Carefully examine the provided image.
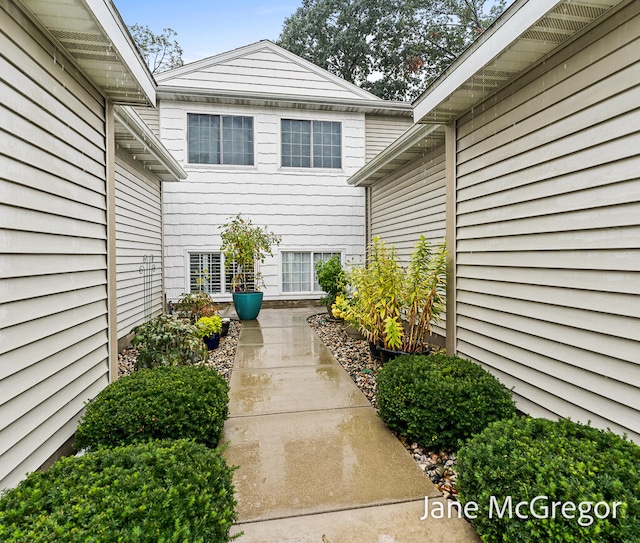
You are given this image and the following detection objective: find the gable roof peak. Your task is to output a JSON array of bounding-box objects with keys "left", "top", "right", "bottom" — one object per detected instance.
[{"left": 156, "top": 39, "right": 382, "bottom": 102}]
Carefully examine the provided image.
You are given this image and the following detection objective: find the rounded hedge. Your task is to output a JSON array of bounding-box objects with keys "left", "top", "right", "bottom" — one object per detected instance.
[
  {"left": 457, "top": 417, "right": 640, "bottom": 542},
  {"left": 75, "top": 365, "right": 229, "bottom": 451},
  {"left": 376, "top": 353, "right": 516, "bottom": 450},
  {"left": 0, "top": 440, "right": 236, "bottom": 543}
]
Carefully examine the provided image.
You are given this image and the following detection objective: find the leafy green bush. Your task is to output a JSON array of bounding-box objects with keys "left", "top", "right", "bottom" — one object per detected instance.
[
  {"left": 376, "top": 353, "right": 516, "bottom": 450},
  {"left": 75, "top": 366, "right": 229, "bottom": 450},
  {"left": 0, "top": 440, "right": 237, "bottom": 543},
  {"left": 132, "top": 314, "right": 208, "bottom": 369},
  {"left": 457, "top": 417, "right": 640, "bottom": 542},
  {"left": 315, "top": 253, "right": 345, "bottom": 309},
  {"left": 175, "top": 291, "right": 219, "bottom": 322}
]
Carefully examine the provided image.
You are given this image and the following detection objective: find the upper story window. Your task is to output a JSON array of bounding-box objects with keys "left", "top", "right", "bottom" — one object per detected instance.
[
  {"left": 281, "top": 120, "right": 341, "bottom": 169},
  {"left": 187, "top": 113, "right": 254, "bottom": 166}
]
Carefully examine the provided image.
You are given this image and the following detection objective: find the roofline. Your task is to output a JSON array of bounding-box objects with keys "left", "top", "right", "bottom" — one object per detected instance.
[
  {"left": 413, "top": 0, "right": 627, "bottom": 123},
  {"left": 156, "top": 85, "right": 413, "bottom": 116},
  {"left": 84, "top": 0, "right": 156, "bottom": 104},
  {"left": 156, "top": 39, "right": 382, "bottom": 103},
  {"left": 114, "top": 106, "right": 187, "bottom": 180},
  {"left": 347, "top": 124, "right": 442, "bottom": 186}
]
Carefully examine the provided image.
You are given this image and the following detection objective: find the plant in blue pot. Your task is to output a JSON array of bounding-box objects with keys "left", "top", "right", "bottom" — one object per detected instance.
[
  {"left": 219, "top": 213, "right": 281, "bottom": 320},
  {"left": 195, "top": 315, "right": 223, "bottom": 350}
]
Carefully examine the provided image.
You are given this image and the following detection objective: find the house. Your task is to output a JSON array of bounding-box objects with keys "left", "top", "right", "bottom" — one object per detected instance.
[
  {"left": 348, "top": 0, "right": 640, "bottom": 441},
  {"left": 0, "top": 0, "right": 184, "bottom": 490},
  {"left": 151, "top": 41, "right": 412, "bottom": 303}
]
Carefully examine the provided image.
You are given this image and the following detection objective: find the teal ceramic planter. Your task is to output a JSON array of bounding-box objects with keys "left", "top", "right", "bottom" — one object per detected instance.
[{"left": 232, "top": 291, "right": 263, "bottom": 320}]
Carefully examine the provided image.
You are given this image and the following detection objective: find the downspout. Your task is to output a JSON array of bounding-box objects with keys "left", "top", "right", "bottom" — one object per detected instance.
[
  {"left": 106, "top": 100, "right": 118, "bottom": 381},
  {"left": 445, "top": 121, "right": 457, "bottom": 356}
]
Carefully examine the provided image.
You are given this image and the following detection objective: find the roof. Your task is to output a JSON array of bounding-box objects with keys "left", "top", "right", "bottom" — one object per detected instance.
[
  {"left": 114, "top": 106, "right": 187, "bottom": 182},
  {"left": 19, "top": 0, "right": 155, "bottom": 106},
  {"left": 413, "top": 0, "right": 626, "bottom": 124},
  {"left": 349, "top": 0, "right": 628, "bottom": 186},
  {"left": 156, "top": 40, "right": 412, "bottom": 116}
]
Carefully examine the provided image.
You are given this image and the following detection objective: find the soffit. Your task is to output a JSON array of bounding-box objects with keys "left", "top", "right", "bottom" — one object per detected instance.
[
  {"left": 414, "top": 0, "right": 626, "bottom": 124},
  {"left": 20, "top": 0, "right": 155, "bottom": 105}
]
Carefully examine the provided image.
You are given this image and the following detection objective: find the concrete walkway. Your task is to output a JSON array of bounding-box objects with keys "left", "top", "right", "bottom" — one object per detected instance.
[{"left": 222, "top": 307, "right": 480, "bottom": 542}]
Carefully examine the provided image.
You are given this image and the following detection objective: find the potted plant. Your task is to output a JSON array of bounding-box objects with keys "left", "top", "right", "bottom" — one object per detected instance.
[
  {"left": 333, "top": 236, "right": 447, "bottom": 362},
  {"left": 219, "top": 213, "right": 281, "bottom": 320},
  {"left": 195, "top": 315, "right": 223, "bottom": 350}
]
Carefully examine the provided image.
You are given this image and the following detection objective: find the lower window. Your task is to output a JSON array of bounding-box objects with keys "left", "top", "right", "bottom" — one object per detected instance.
[
  {"left": 282, "top": 251, "right": 340, "bottom": 293},
  {"left": 190, "top": 253, "right": 248, "bottom": 294}
]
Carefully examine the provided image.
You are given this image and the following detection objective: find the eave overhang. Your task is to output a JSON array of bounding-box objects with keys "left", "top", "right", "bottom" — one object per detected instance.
[
  {"left": 19, "top": 0, "right": 155, "bottom": 106},
  {"left": 156, "top": 86, "right": 413, "bottom": 117},
  {"left": 414, "top": 0, "right": 628, "bottom": 124},
  {"left": 114, "top": 106, "right": 186, "bottom": 182},
  {"left": 348, "top": 124, "right": 445, "bottom": 187}
]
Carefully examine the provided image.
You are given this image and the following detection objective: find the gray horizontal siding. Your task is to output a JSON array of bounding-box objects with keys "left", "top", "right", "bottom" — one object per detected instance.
[
  {"left": 0, "top": 0, "right": 108, "bottom": 489},
  {"left": 454, "top": 2, "right": 640, "bottom": 441},
  {"left": 115, "top": 152, "right": 163, "bottom": 338},
  {"left": 365, "top": 115, "right": 412, "bottom": 162},
  {"left": 370, "top": 144, "right": 447, "bottom": 336}
]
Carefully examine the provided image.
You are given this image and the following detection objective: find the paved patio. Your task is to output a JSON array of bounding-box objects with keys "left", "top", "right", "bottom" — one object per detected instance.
[{"left": 222, "top": 307, "right": 480, "bottom": 542}]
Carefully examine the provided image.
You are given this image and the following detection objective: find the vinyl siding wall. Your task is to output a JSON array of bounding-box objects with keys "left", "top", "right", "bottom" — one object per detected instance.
[
  {"left": 115, "top": 151, "right": 163, "bottom": 339},
  {"left": 370, "top": 144, "right": 447, "bottom": 337},
  {"left": 365, "top": 115, "right": 412, "bottom": 162},
  {"left": 453, "top": 1, "right": 640, "bottom": 441},
  {"left": 161, "top": 101, "right": 366, "bottom": 302},
  {"left": 0, "top": 0, "right": 109, "bottom": 489}
]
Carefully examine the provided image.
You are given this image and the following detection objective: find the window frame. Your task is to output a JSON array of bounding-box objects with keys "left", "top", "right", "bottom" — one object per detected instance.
[
  {"left": 187, "top": 252, "right": 245, "bottom": 295},
  {"left": 280, "top": 119, "right": 342, "bottom": 170},
  {"left": 187, "top": 112, "right": 255, "bottom": 166},
  {"left": 280, "top": 250, "right": 343, "bottom": 294}
]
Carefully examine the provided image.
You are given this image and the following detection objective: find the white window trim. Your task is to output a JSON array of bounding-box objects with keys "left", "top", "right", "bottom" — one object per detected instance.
[
  {"left": 185, "top": 110, "right": 257, "bottom": 168},
  {"left": 278, "top": 248, "right": 344, "bottom": 296},
  {"left": 278, "top": 116, "right": 344, "bottom": 172}
]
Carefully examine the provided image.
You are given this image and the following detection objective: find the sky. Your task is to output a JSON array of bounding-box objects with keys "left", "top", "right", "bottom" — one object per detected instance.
[{"left": 115, "top": 0, "right": 301, "bottom": 64}]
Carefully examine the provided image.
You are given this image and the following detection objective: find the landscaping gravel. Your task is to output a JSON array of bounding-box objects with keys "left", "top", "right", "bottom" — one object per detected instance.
[
  {"left": 117, "top": 320, "right": 241, "bottom": 383},
  {"left": 118, "top": 313, "right": 457, "bottom": 496},
  {"left": 307, "top": 312, "right": 458, "bottom": 497}
]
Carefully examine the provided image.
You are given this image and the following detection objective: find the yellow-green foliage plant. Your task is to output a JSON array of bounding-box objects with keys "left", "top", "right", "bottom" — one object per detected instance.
[{"left": 333, "top": 236, "right": 446, "bottom": 353}]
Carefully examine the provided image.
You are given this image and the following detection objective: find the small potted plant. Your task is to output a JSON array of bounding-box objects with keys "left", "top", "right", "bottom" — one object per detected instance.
[
  {"left": 219, "top": 213, "right": 281, "bottom": 320},
  {"left": 195, "top": 315, "right": 223, "bottom": 350}
]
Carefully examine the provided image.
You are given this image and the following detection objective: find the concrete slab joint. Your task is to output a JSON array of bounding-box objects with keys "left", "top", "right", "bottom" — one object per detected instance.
[{"left": 222, "top": 307, "right": 480, "bottom": 542}]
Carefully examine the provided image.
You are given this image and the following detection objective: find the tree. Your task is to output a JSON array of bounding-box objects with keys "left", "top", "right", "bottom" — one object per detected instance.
[
  {"left": 129, "top": 24, "right": 184, "bottom": 75},
  {"left": 277, "top": 0, "right": 507, "bottom": 101}
]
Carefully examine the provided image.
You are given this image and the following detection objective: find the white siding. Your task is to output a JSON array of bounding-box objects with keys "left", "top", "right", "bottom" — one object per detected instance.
[
  {"left": 161, "top": 101, "right": 367, "bottom": 302},
  {"left": 160, "top": 44, "right": 371, "bottom": 102},
  {"left": 365, "top": 115, "right": 412, "bottom": 162},
  {"left": 0, "top": 1, "right": 108, "bottom": 489},
  {"left": 115, "top": 151, "right": 163, "bottom": 338},
  {"left": 454, "top": 2, "right": 640, "bottom": 441},
  {"left": 370, "top": 145, "right": 447, "bottom": 337},
  {"left": 132, "top": 106, "right": 160, "bottom": 137}
]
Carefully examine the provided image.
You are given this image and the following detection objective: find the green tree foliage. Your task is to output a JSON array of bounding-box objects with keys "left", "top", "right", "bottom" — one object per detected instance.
[
  {"left": 277, "top": 0, "right": 507, "bottom": 100},
  {"left": 129, "top": 24, "right": 184, "bottom": 74}
]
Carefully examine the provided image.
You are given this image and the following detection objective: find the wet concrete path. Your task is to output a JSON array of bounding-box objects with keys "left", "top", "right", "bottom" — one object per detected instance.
[{"left": 222, "top": 307, "right": 480, "bottom": 542}]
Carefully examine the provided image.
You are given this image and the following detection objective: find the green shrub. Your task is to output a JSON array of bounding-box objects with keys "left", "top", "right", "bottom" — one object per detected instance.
[
  {"left": 457, "top": 417, "right": 640, "bottom": 542},
  {"left": 376, "top": 353, "right": 516, "bottom": 450},
  {"left": 175, "top": 291, "right": 219, "bottom": 322},
  {"left": 75, "top": 366, "right": 229, "bottom": 450},
  {"left": 315, "top": 254, "right": 345, "bottom": 309},
  {"left": 132, "top": 314, "right": 208, "bottom": 369},
  {"left": 0, "top": 440, "right": 237, "bottom": 543}
]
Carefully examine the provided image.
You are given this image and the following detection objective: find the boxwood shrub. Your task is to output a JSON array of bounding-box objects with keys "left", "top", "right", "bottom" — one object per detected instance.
[
  {"left": 376, "top": 353, "right": 516, "bottom": 450},
  {"left": 0, "top": 440, "right": 237, "bottom": 543},
  {"left": 457, "top": 417, "right": 640, "bottom": 542},
  {"left": 75, "top": 365, "right": 229, "bottom": 451}
]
